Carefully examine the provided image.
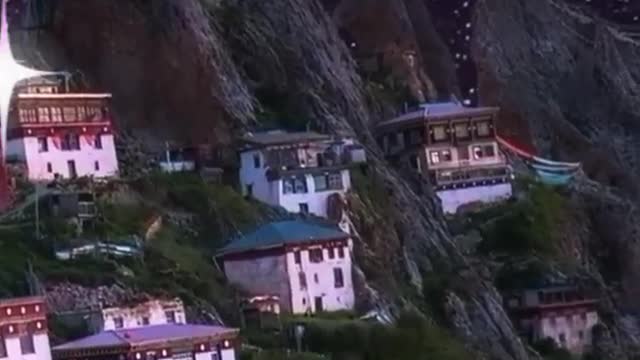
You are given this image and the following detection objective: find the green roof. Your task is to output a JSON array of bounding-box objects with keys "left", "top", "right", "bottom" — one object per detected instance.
[{"left": 218, "top": 220, "right": 348, "bottom": 256}]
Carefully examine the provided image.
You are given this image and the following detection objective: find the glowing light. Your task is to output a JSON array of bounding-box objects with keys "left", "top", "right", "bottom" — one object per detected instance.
[{"left": 0, "top": 0, "right": 66, "bottom": 159}]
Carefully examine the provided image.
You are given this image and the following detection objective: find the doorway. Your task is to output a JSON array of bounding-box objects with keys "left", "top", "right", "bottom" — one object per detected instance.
[{"left": 314, "top": 296, "right": 323, "bottom": 313}]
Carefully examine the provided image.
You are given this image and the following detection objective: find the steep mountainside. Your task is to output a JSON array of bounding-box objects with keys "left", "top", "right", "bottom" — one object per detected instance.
[{"left": 9, "top": 0, "right": 640, "bottom": 359}]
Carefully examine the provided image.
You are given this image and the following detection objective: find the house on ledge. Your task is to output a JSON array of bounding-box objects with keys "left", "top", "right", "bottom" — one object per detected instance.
[
  {"left": 0, "top": 296, "right": 51, "bottom": 360},
  {"left": 52, "top": 324, "right": 239, "bottom": 360},
  {"left": 217, "top": 220, "right": 355, "bottom": 314},
  {"left": 238, "top": 130, "right": 366, "bottom": 231},
  {"left": 376, "top": 102, "right": 513, "bottom": 214},
  {"left": 504, "top": 284, "right": 599, "bottom": 354},
  {"left": 6, "top": 77, "right": 118, "bottom": 181},
  {"left": 87, "top": 298, "right": 186, "bottom": 333}
]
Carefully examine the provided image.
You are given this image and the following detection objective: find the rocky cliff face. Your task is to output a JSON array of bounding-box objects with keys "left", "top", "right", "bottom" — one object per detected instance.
[{"left": 13, "top": 0, "right": 640, "bottom": 358}]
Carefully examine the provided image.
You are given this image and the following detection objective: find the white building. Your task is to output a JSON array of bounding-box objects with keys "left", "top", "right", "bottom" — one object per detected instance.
[
  {"left": 505, "top": 285, "right": 599, "bottom": 353},
  {"left": 376, "top": 102, "right": 513, "bottom": 214},
  {"left": 238, "top": 131, "right": 365, "bottom": 229},
  {"left": 218, "top": 220, "right": 355, "bottom": 314},
  {"left": 7, "top": 89, "right": 119, "bottom": 181},
  {"left": 0, "top": 296, "right": 51, "bottom": 360},
  {"left": 86, "top": 298, "right": 186, "bottom": 333}
]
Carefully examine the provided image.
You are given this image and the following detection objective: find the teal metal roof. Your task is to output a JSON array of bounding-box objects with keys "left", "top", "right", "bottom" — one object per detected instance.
[{"left": 218, "top": 220, "right": 348, "bottom": 256}]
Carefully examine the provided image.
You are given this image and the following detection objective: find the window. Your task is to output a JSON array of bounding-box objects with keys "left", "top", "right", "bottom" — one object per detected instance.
[
  {"left": 165, "top": 310, "right": 176, "bottom": 324},
  {"left": 558, "top": 333, "right": 566, "bottom": 345},
  {"left": 334, "top": 268, "right": 344, "bottom": 288},
  {"left": 95, "top": 161, "right": 100, "bottom": 171},
  {"left": 19, "top": 333, "right": 35, "bottom": 354},
  {"left": 283, "top": 176, "right": 307, "bottom": 194},
  {"left": 142, "top": 317, "right": 150, "bottom": 326},
  {"left": 299, "top": 272, "right": 307, "bottom": 289},
  {"left": 309, "top": 249, "right": 323, "bottom": 263},
  {"left": 299, "top": 203, "right": 309, "bottom": 214},
  {"left": 328, "top": 173, "right": 343, "bottom": 190},
  {"left": 432, "top": 125, "right": 448, "bottom": 142},
  {"left": 578, "top": 330, "right": 584, "bottom": 340},
  {"left": 77, "top": 106, "right": 87, "bottom": 120},
  {"left": 430, "top": 151, "right": 440, "bottom": 164},
  {"left": 37, "top": 137, "right": 48, "bottom": 152},
  {"left": 0, "top": 336, "right": 6, "bottom": 357},
  {"left": 314, "top": 174, "right": 328, "bottom": 191},
  {"left": 314, "top": 273, "right": 319, "bottom": 284},
  {"left": 51, "top": 107, "right": 63, "bottom": 122},
  {"left": 454, "top": 123, "right": 470, "bottom": 139},
  {"left": 47, "top": 163, "right": 52, "bottom": 173},
  {"left": 328, "top": 247, "right": 335, "bottom": 259},
  {"left": 61, "top": 133, "right": 80, "bottom": 151},
  {"left": 63, "top": 107, "right": 77, "bottom": 122},
  {"left": 338, "top": 247, "right": 345, "bottom": 258},
  {"left": 294, "top": 251, "right": 301, "bottom": 264},
  {"left": 211, "top": 353, "right": 219, "bottom": 360},
  {"left": 476, "top": 121, "right": 491, "bottom": 137},
  {"left": 38, "top": 107, "right": 50, "bottom": 122},
  {"left": 550, "top": 317, "right": 557, "bottom": 327},
  {"left": 94, "top": 134, "right": 103, "bottom": 149},
  {"left": 253, "top": 154, "right": 261, "bottom": 168},
  {"left": 114, "top": 317, "right": 124, "bottom": 329},
  {"left": 472, "top": 145, "right": 495, "bottom": 160}
]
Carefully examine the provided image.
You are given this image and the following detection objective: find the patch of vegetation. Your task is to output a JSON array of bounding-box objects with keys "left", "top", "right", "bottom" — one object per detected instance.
[
  {"left": 274, "top": 312, "right": 472, "bottom": 360},
  {"left": 240, "top": 350, "right": 324, "bottom": 360},
  {"left": 475, "top": 183, "right": 567, "bottom": 257},
  {"left": 533, "top": 338, "right": 574, "bottom": 360}
]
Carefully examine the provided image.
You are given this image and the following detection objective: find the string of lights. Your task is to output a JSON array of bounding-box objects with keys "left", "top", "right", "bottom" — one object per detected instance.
[{"left": 425, "top": 0, "right": 640, "bottom": 107}]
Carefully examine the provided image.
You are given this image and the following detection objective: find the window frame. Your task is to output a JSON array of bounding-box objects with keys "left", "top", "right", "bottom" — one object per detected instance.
[
  {"left": 114, "top": 316, "right": 124, "bottom": 329},
  {"left": 37, "top": 137, "right": 48, "bottom": 153},
  {"left": 309, "top": 248, "right": 323, "bottom": 263},
  {"left": 333, "top": 268, "right": 344, "bottom": 288},
  {"left": 19, "top": 332, "right": 35, "bottom": 354}
]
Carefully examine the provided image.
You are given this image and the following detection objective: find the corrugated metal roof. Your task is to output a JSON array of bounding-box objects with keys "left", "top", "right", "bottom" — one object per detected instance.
[
  {"left": 53, "top": 324, "right": 237, "bottom": 351},
  {"left": 218, "top": 220, "right": 348, "bottom": 256}
]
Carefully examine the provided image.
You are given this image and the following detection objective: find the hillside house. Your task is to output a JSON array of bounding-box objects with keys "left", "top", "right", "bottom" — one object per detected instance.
[
  {"left": 376, "top": 102, "right": 513, "bottom": 213},
  {"left": 505, "top": 285, "right": 599, "bottom": 353},
  {"left": 217, "top": 220, "right": 355, "bottom": 314},
  {"left": 52, "top": 324, "right": 238, "bottom": 360},
  {"left": 85, "top": 298, "right": 186, "bottom": 333},
  {"left": 238, "top": 131, "right": 365, "bottom": 231},
  {"left": 0, "top": 296, "right": 51, "bottom": 360},
  {"left": 6, "top": 77, "right": 118, "bottom": 181}
]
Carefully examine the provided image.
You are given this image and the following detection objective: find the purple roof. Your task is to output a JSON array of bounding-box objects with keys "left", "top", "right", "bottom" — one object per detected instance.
[{"left": 53, "top": 324, "right": 238, "bottom": 352}]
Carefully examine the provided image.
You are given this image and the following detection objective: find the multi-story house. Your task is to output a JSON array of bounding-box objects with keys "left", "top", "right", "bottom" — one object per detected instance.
[
  {"left": 0, "top": 296, "right": 51, "bottom": 360},
  {"left": 85, "top": 298, "right": 186, "bottom": 333},
  {"left": 238, "top": 131, "right": 365, "bottom": 231},
  {"left": 53, "top": 324, "right": 238, "bottom": 360},
  {"left": 6, "top": 77, "right": 118, "bottom": 181},
  {"left": 376, "top": 101, "right": 513, "bottom": 214},
  {"left": 217, "top": 220, "right": 355, "bottom": 314},
  {"left": 505, "top": 285, "right": 599, "bottom": 353}
]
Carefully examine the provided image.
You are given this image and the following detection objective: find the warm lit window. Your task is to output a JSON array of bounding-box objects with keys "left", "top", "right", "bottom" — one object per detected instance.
[
  {"left": 334, "top": 268, "right": 344, "bottom": 288},
  {"left": 38, "top": 107, "right": 50, "bottom": 122},
  {"left": 37, "top": 137, "right": 48, "bottom": 152},
  {"left": 309, "top": 249, "right": 323, "bottom": 263},
  {"left": 19, "top": 332, "right": 34, "bottom": 354},
  {"left": 51, "top": 107, "right": 63, "bottom": 122},
  {"left": 430, "top": 150, "right": 452, "bottom": 164}
]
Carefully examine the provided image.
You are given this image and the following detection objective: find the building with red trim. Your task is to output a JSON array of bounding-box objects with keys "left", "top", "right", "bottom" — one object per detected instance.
[
  {"left": 52, "top": 324, "right": 238, "bottom": 360},
  {"left": 376, "top": 102, "right": 513, "bottom": 214},
  {"left": 0, "top": 296, "right": 51, "bottom": 360},
  {"left": 505, "top": 285, "right": 599, "bottom": 353},
  {"left": 6, "top": 77, "right": 118, "bottom": 181},
  {"left": 217, "top": 220, "right": 355, "bottom": 314}
]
